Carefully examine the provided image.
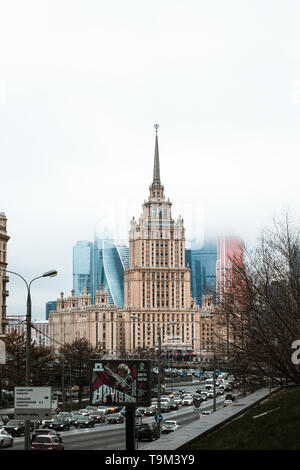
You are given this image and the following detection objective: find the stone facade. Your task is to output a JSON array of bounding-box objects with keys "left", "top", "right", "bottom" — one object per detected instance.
[{"left": 0, "top": 212, "right": 9, "bottom": 343}]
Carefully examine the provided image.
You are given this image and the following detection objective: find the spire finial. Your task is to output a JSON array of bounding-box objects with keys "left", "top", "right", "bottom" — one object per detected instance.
[{"left": 153, "top": 124, "right": 160, "bottom": 182}]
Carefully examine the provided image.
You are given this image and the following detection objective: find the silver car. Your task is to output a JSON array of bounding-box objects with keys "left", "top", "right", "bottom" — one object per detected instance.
[{"left": 0, "top": 429, "right": 13, "bottom": 448}]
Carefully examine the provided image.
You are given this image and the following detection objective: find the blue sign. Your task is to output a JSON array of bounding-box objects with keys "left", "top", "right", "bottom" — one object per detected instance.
[
  {"left": 193, "top": 400, "right": 201, "bottom": 409},
  {"left": 155, "top": 414, "right": 163, "bottom": 422}
]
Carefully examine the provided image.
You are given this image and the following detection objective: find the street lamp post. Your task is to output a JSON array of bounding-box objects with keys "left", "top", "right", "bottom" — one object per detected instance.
[{"left": 3, "top": 269, "right": 57, "bottom": 450}]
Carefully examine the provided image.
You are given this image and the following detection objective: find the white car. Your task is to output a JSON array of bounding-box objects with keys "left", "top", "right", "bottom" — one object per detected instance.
[
  {"left": 223, "top": 399, "right": 233, "bottom": 407},
  {"left": 206, "top": 391, "right": 215, "bottom": 398},
  {"left": 0, "top": 429, "right": 13, "bottom": 448},
  {"left": 161, "top": 421, "right": 181, "bottom": 433},
  {"left": 182, "top": 396, "right": 193, "bottom": 405},
  {"left": 97, "top": 407, "right": 108, "bottom": 415}
]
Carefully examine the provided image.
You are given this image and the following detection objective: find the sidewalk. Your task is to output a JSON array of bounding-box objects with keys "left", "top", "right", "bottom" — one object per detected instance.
[{"left": 138, "top": 387, "right": 280, "bottom": 450}]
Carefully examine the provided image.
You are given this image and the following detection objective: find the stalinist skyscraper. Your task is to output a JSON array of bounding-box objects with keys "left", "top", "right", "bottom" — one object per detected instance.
[{"left": 123, "top": 125, "right": 200, "bottom": 355}]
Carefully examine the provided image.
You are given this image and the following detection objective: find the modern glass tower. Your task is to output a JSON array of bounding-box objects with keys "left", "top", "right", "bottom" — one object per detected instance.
[
  {"left": 73, "top": 241, "right": 93, "bottom": 298},
  {"left": 186, "top": 239, "right": 217, "bottom": 307},
  {"left": 73, "top": 238, "right": 129, "bottom": 307}
]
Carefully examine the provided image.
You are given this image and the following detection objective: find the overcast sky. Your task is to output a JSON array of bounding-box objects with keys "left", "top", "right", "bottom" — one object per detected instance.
[{"left": 1, "top": 0, "right": 300, "bottom": 320}]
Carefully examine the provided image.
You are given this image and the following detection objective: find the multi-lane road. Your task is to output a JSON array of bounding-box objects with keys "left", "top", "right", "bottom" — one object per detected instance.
[{"left": 6, "top": 381, "right": 236, "bottom": 450}]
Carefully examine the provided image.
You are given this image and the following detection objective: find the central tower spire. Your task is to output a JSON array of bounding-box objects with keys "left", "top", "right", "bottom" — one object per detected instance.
[
  {"left": 150, "top": 123, "right": 164, "bottom": 199},
  {"left": 153, "top": 123, "right": 160, "bottom": 183}
]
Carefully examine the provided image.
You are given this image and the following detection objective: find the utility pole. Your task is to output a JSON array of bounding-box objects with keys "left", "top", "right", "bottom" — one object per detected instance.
[{"left": 213, "top": 351, "right": 216, "bottom": 412}]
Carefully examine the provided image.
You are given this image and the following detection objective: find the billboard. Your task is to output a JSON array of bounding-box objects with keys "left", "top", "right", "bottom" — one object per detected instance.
[{"left": 90, "top": 359, "right": 152, "bottom": 406}]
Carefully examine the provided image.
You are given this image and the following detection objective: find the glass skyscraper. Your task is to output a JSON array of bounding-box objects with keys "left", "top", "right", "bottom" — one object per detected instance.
[
  {"left": 186, "top": 239, "right": 217, "bottom": 307},
  {"left": 73, "top": 238, "right": 129, "bottom": 307}
]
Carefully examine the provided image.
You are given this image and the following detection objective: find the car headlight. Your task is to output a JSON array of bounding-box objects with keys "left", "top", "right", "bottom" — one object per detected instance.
[{"left": 14, "top": 428, "right": 18, "bottom": 430}]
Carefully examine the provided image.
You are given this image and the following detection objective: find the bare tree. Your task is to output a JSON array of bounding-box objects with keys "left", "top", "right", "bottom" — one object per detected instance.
[{"left": 215, "top": 213, "right": 300, "bottom": 384}]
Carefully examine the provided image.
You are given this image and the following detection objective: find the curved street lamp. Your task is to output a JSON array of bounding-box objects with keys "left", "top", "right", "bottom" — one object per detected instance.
[{"left": 3, "top": 268, "right": 57, "bottom": 450}]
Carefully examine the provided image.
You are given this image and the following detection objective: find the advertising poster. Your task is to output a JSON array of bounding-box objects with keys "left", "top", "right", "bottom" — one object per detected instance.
[{"left": 90, "top": 359, "right": 152, "bottom": 406}]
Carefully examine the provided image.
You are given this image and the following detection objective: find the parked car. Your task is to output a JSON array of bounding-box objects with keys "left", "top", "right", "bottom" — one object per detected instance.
[
  {"left": 136, "top": 423, "right": 159, "bottom": 441},
  {"left": 161, "top": 421, "right": 181, "bottom": 433},
  {"left": 74, "top": 416, "right": 95, "bottom": 429},
  {"left": 31, "top": 435, "right": 64, "bottom": 450},
  {"left": 0, "top": 428, "right": 13, "bottom": 448},
  {"left": 31, "top": 428, "right": 62, "bottom": 443},
  {"left": 107, "top": 413, "right": 125, "bottom": 424},
  {"left": 4, "top": 420, "right": 26, "bottom": 437},
  {"left": 49, "top": 418, "right": 71, "bottom": 431}
]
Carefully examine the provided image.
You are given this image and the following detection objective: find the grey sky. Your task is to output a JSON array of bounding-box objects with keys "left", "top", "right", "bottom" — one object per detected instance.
[{"left": 1, "top": 0, "right": 300, "bottom": 320}]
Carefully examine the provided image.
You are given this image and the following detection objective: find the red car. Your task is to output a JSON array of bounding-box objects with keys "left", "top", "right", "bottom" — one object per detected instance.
[{"left": 31, "top": 435, "right": 64, "bottom": 450}]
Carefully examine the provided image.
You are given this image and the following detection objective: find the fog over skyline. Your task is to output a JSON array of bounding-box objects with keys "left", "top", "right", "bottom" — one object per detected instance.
[{"left": 1, "top": 1, "right": 300, "bottom": 320}]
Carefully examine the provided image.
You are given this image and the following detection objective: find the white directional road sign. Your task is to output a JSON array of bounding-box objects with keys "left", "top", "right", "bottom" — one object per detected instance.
[{"left": 14, "top": 387, "right": 52, "bottom": 420}]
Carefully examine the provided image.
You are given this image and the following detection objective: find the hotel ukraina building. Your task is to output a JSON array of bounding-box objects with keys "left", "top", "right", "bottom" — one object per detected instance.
[{"left": 49, "top": 128, "right": 216, "bottom": 361}]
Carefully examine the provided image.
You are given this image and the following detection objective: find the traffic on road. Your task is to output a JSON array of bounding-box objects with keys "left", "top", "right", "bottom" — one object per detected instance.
[{"left": 0, "top": 370, "right": 243, "bottom": 450}]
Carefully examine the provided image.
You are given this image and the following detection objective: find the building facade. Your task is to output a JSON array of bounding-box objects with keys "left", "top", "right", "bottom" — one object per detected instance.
[
  {"left": 49, "top": 128, "right": 220, "bottom": 359},
  {"left": 122, "top": 127, "right": 202, "bottom": 355},
  {"left": 185, "top": 239, "right": 217, "bottom": 307},
  {"left": 73, "top": 238, "right": 129, "bottom": 307},
  {"left": 0, "top": 212, "right": 9, "bottom": 344},
  {"left": 6, "top": 316, "right": 50, "bottom": 347}
]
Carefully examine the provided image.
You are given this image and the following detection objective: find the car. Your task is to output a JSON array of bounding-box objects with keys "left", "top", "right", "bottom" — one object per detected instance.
[
  {"left": 173, "top": 397, "right": 182, "bottom": 405},
  {"left": 160, "top": 402, "right": 171, "bottom": 412},
  {"left": 57, "top": 412, "right": 72, "bottom": 422},
  {"left": 200, "top": 394, "right": 208, "bottom": 401},
  {"left": 151, "top": 402, "right": 158, "bottom": 409},
  {"left": 78, "top": 409, "right": 90, "bottom": 416},
  {"left": 97, "top": 406, "right": 108, "bottom": 415},
  {"left": 206, "top": 391, "right": 216, "bottom": 398},
  {"left": 49, "top": 418, "right": 71, "bottom": 431},
  {"left": 41, "top": 418, "right": 55, "bottom": 428},
  {"left": 74, "top": 415, "right": 95, "bottom": 428},
  {"left": 224, "top": 385, "right": 233, "bottom": 391},
  {"left": 143, "top": 407, "right": 156, "bottom": 416},
  {"left": 31, "top": 435, "right": 64, "bottom": 450},
  {"left": 85, "top": 406, "right": 99, "bottom": 412},
  {"left": 181, "top": 396, "right": 193, "bottom": 406},
  {"left": 225, "top": 394, "right": 236, "bottom": 402},
  {"left": 136, "top": 423, "right": 159, "bottom": 441},
  {"left": 201, "top": 410, "right": 212, "bottom": 415},
  {"left": 4, "top": 420, "right": 26, "bottom": 437},
  {"left": 0, "top": 415, "right": 10, "bottom": 425},
  {"left": 31, "top": 428, "right": 62, "bottom": 443},
  {"left": 89, "top": 411, "right": 106, "bottom": 423},
  {"left": 69, "top": 414, "right": 83, "bottom": 426},
  {"left": 0, "top": 429, "right": 13, "bottom": 448},
  {"left": 223, "top": 399, "right": 233, "bottom": 407},
  {"left": 168, "top": 400, "right": 179, "bottom": 410},
  {"left": 107, "top": 406, "right": 120, "bottom": 413},
  {"left": 216, "top": 388, "right": 225, "bottom": 395},
  {"left": 71, "top": 385, "right": 79, "bottom": 392},
  {"left": 161, "top": 421, "right": 181, "bottom": 433},
  {"left": 136, "top": 408, "right": 146, "bottom": 416},
  {"left": 107, "top": 413, "right": 125, "bottom": 424}
]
